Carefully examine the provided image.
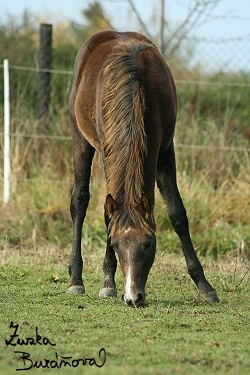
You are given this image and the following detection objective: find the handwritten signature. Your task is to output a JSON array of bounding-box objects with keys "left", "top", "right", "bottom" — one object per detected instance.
[
  {"left": 5, "top": 322, "right": 106, "bottom": 371},
  {"left": 5, "top": 322, "right": 56, "bottom": 347}
]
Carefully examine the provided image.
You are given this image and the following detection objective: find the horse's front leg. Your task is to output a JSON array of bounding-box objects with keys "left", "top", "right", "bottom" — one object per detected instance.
[
  {"left": 99, "top": 203, "right": 117, "bottom": 298},
  {"left": 99, "top": 236, "right": 117, "bottom": 298},
  {"left": 67, "top": 135, "right": 95, "bottom": 294},
  {"left": 157, "top": 144, "right": 220, "bottom": 303}
]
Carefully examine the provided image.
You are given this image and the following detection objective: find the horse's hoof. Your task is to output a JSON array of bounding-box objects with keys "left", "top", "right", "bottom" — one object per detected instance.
[
  {"left": 200, "top": 290, "right": 220, "bottom": 303},
  {"left": 67, "top": 285, "right": 85, "bottom": 294},
  {"left": 99, "top": 288, "right": 117, "bottom": 298}
]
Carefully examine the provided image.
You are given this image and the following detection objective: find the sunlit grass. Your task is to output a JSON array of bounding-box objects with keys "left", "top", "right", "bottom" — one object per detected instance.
[{"left": 0, "top": 247, "right": 249, "bottom": 375}]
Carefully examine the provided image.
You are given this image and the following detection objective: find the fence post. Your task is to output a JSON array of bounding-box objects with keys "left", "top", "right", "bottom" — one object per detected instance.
[
  {"left": 37, "top": 23, "right": 52, "bottom": 131},
  {"left": 4, "top": 59, "right": 10, "bottom": 204}
]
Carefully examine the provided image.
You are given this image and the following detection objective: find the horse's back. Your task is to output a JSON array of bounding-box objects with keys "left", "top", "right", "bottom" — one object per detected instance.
[
  {"left": 71, "top": 30, "right": 156, "bottom": 97},
  {"left": 74, "top": 30, "right": 156, "bottom": 71},
  {"left": 71, "top": 30, "right": 177, "bottom": 152}
]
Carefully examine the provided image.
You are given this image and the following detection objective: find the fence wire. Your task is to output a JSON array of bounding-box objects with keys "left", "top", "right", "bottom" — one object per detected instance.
[
  {"left": 1, "top": 34, "right": 250, "bottom": 190},
  {"left": 183, "top": 34, "right": 250, "bottom": 74}
]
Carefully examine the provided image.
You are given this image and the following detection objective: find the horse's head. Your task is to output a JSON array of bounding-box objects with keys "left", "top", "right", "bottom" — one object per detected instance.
[{"left": 105, "top": 194, "right": 156, "bottom": 307}]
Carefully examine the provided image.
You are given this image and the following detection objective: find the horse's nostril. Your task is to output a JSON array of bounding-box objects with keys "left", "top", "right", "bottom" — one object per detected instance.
[
  {"left": 138, "top": 292, "right": 143, "bottom": 300},
  {"left": 136, "top": 293, "right": 144, "bottom": 306}
]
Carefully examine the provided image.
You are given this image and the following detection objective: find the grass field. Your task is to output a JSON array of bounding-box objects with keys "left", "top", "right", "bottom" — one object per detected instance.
[{"left": 0, "top": 244, "right": 249, "bottom": 375}]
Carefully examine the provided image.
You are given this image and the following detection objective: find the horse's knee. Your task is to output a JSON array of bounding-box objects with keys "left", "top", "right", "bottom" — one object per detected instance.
[
  {"left": 169, "top": 212, "right": 189, "bottom": 236},
  {"left": 70, "top": 187, "right": 90, "bottom": 220}
]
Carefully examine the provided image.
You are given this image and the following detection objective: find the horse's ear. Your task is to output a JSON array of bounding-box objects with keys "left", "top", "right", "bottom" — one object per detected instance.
[
  {"left": 141, "top": 194, "right": 152, "bottom": 219},
  {"left": 105, "top": 194, "right": 117, "bottom": 219}
]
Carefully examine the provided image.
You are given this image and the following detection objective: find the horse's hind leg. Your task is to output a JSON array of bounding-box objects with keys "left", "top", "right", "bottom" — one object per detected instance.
[
  {"left": 68, "top": 130, "right": 95, "bottom": 294},
  {"left": 156, "top": 144, "right": 219, "bottom": 303}
]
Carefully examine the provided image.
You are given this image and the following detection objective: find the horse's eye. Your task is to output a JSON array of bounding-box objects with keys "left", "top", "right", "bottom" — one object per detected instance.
[{"left": 144, "top": 240, "right": 153, "bottom": 251}]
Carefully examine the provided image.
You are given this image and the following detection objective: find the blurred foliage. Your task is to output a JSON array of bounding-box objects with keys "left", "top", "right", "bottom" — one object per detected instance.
[
  {"left": 0, "top": 2, "right": 112, "bottom": 111},
  {"left": 0, "top": 3, "right": 250, "bottom": 257}
]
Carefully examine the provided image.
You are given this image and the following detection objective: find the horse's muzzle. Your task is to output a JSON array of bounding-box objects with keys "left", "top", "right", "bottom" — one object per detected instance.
[{"left": 122, "top": 292, "right": 145, "bottom": 308}]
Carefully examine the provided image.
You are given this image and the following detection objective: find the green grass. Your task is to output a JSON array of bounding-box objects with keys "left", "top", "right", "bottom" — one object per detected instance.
[{"left": 0, "top": 246, "right": 249, "bottom": 375}]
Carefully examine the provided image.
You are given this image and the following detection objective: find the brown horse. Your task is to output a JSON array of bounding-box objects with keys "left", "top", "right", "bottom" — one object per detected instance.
[{"left": 68, "top": 30, "right": 219, "bottom": 307}]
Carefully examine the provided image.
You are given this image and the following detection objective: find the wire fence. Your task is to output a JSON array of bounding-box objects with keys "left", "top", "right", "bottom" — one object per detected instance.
[
  {"left": 181, "top": 34, "right": 250, "bottom": 75},
  {"left": 1, "top": 47, "right": 250, "bottom": 194},
  {"left": 2, "top": 64, "right": 250, "bottom": 86},
  {"left": 1, "top": 131, "right": 250, "bottom": 153}
]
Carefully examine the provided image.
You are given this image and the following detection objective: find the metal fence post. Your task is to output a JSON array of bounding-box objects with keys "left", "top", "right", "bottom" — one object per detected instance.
[{"left": 4, "top": 59, "right": 10, "bottom": 204}]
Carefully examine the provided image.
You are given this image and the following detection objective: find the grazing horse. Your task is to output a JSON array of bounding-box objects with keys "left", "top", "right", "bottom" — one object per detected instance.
[{"left": 68, "top": 30, "right": 219, "bottom": 307}]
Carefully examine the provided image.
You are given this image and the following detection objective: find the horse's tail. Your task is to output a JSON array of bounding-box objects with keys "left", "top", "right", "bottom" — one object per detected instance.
[{"left": 102, "top": 41, "right": 148, "bottom": 219}]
